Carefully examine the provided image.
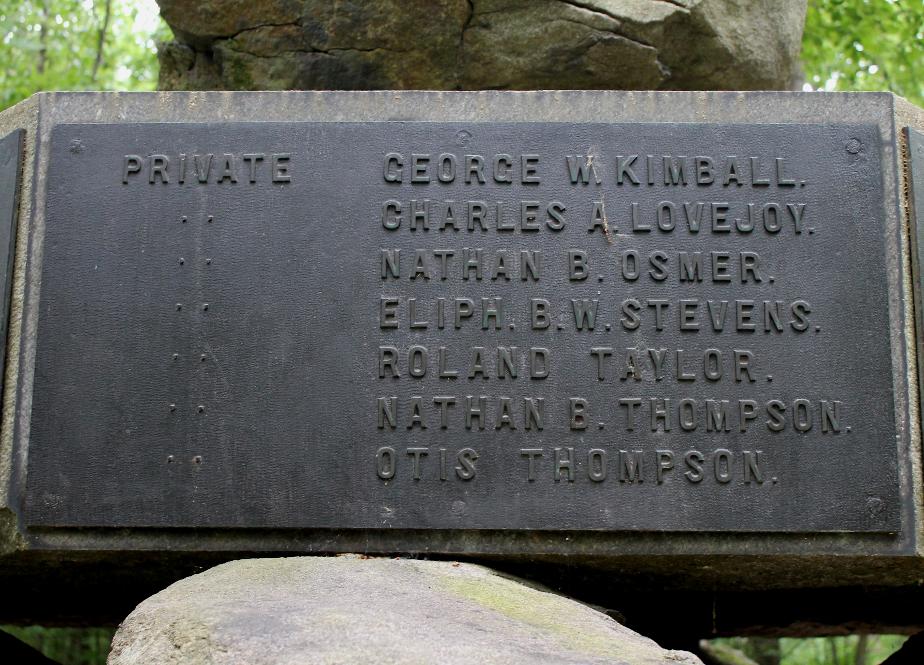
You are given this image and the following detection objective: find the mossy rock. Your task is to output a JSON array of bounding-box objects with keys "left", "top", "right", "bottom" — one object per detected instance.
[{"left": 108, "top": 555, "right": 703, "bottom": 664}]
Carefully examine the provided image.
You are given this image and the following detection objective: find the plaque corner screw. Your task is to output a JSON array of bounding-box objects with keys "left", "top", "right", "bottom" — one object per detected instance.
[{"left": 866, "top": 496, "right": 885, "bottom": 518}]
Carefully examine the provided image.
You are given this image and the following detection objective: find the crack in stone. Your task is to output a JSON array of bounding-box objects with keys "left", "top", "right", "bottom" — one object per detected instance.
[
  {"left": 556, "top": 0, "right": 692, "bottom": 36},
  {"left": 457, "top": 0, "right": 476, "bottom": 89},
  {"left": 551, "top": 16, "right": 653, "bottom": 50},
  {"left": 553, "top": 0, "right": 680, "bottom": 82},
  {"left": 558, "top": 0, "right": 657, "bottom": 50},
  {"left": 656, "top": 0, "right": 692, "bottom": 9},
  {"left": 218, "top": 47, "right": 313, "bottom": 59},
  {"left": 221, "top": 20, "right": 405, "bottom": 58},
  {"left": 219, "top": 18, "right": 409, "bottom": 60},
  {"left": 326, "top": 46, "right": 406, "bottom": 54},
  {"left": 222, "top": 43, "right": 406, "bottom": 59},
  {"left": 463, "top": 0, "right": 476, "bottom": 33},
  {"left": 224, "top": 21, "right": 302, "bottom": 41},
  {"left": 553, "top": 0, "right": 656, "bottom": 49},
  {"left": 556, "top": 0, "right": 625, "bottom": 25}
]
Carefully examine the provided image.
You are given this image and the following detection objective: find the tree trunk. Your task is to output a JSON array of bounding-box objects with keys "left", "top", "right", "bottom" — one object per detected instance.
[
  {"left": 91, "top": 0, "right": 113, "bottom": 83},
  {"left": 745, "top": 637, "right": 782, "bottom": 665},
  {"left": 855, "top": 635, "right": 869, "bottom": 665},
  {"left": 37, "top": 0, "right": 49, "bottom": 76}
]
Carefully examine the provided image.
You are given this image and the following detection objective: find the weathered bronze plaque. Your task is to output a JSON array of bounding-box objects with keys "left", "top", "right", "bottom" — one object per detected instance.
[{"left": 22, "top": 120, "right": 898, "bottom": 532}]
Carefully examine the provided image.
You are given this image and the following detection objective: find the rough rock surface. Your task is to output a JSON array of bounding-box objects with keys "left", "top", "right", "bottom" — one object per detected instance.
[
  {"left": 107, "top": 556, "right": 703, "bottom": 664},
  {"left": 155, "top": 0, "right": 807, "bottom": 92}
]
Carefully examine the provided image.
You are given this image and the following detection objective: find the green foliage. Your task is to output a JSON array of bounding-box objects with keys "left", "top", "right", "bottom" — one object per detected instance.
[
  {"left": 713, "top": 635, "right": 908, "bottom": 665},
  {"left": 2, "top": 625, "right": 114, "bottom": 665},
  {"left": 802, "top": 0, "right": 924, "bottom": 105},
  {"left": 0, "top": 0, "right": 170, "bottom": 109},
  {"left": 779, "top": 636, "right": 907, "bottom": 665}
]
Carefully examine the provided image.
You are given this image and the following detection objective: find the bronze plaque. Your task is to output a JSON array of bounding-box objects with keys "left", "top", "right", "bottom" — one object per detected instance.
[{"left": 22, "top": 121, "right": 898, "bottom": 532}]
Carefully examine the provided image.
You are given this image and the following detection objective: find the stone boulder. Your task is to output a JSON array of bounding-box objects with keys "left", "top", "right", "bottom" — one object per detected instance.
[
  {"left": 155, "top": 0, "right": 807, "bottom": 92},
  {"left": 107, "top": 556, "right": 703, "bottom": 664}
]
